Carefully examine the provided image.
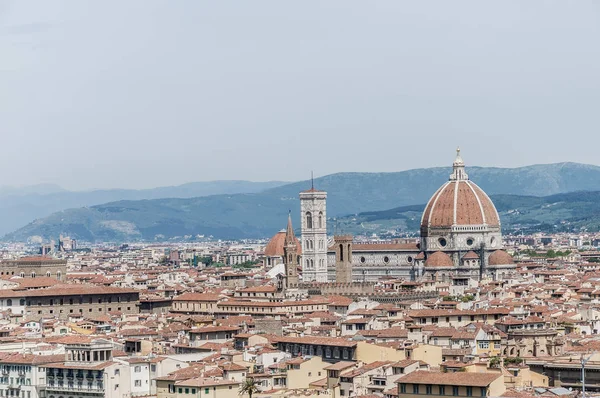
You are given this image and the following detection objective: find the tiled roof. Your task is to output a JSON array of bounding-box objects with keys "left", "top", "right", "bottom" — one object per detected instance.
[{"left": 398, "top": 370, "right": 501, "bottom": 387}]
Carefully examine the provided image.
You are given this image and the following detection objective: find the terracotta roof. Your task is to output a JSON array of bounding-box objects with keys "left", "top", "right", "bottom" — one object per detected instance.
[
  {"left": 271, "top": 335, "right": 357, "bottom": 348},
  {"left": 0, "top": 284, "right": 137, "bottom": 298},
  {"left": 173, "top": 293, "right": 222, "bottom": 302},
  {"left": 175, "top": 377, "right": 239, "bottom": 387},
  {"left": 264, "top": 231, "right": 301, "bottom": 257},
  {"left": 489, "top": 250, "right": 515, "bottom": 266},
  {"left": 398, "top": 370, "right": 501, "bottom": 387},
  {"left": 462, "top": 251, "right": 480, "bottom": 260},
  {"left": 238, "top": 285, "right": 277, "bottom": 293},
  {"left": 425, "top": 252, "right": 453, "bottom": 268},
  {"left": 421, "top": 176, "right": 500, "bottom": 229}
]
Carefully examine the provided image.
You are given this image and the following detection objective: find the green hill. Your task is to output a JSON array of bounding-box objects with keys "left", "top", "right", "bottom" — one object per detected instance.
[
  {"left": 334, "top": 191, "right": 600, "bottom": 237},
  {"left": 7, "top": 162, "right": 600, "bottom": 242}
]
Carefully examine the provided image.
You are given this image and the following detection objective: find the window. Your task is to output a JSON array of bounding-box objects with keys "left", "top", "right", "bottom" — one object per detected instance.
[
  {"left": 400, "top": 384, "right": 406, "bottom": 394},
  {"left": 478, "top": 341, "right": 490, "bottom": 349},
  {"left": 453, "top": 386, "right": 459, "bottom": 396},
  {"left": 192, "top": 388, "right": 196, "bottom": 394},
  {"left": 467, "top": 387, "right": 473, "bottom": 397},
  {"left": 480, "top": 388, "right": 486, "bottom": 397},
  {"left": 306, "top": 212, "right": 313, "bottom": 229},
  {"left": 178, "top": 388, "right": 183, "bottom": 394},
  {"left": 185, "top": 388, "right": 189, "bottom": 394},
  {"left": 426, "top": 385, "right": 432, "bottom": 395},
  {"left": 413, "top": 385, "right": 419, "bottom": 394},
  {"left": 134, "top": 380, "right": 141, "bottom": 387},
  {"left": 205, "top": 388, "right": 210, "bottom": 394},
  {"left": 439, "top": 386, "right": 446, "bottom": 395},
  {"left": 134, "top": 366, "right": 141, "bottom": 373}
]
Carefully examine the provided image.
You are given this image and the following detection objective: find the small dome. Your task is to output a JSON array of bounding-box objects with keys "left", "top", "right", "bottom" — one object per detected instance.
[
  {"left": 488, "top": 250, "right": 514, "bottom": 266},
  {"left": 425, "top": 251, "right": 453, "bottom": 268},
  {"left": 462, "top": 251, "right": 480, "bottom": 260},
  {"left": 264, "top": 231, "right": 301, "bottom": 257}
]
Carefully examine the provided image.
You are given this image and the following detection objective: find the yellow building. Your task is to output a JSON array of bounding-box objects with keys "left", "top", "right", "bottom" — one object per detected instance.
[
  {"left": 397, "top": 370, "right": 505, "bottom": 398},
  {"left": 286, "top": 356, "right": 329, "bottom": 389},
  {"left": 174, "top": 378, "right": 240, "bottom": 398},
  {"left": 356, "top": 342, "right": 443, "bottom": 367}
]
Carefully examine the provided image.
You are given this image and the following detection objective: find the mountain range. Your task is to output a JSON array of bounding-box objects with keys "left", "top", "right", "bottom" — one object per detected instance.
[
  {"left": 6, "top": 162, "right": 600, "bottom": 242},
  {"left": 0, "top": 180, "right": 287, "bottom": 237}
]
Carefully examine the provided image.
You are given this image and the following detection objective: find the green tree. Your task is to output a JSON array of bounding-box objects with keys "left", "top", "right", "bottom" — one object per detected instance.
[{"left": 239, "top": 378, "right": 259, "bottom": 398}]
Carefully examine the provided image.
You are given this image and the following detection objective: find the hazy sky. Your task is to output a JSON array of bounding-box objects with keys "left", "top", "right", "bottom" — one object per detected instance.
[{"left": 1, "top": 1, "right": 599, "bottom": 190}]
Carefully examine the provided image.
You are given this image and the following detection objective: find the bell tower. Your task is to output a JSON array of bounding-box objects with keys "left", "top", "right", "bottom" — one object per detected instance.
[
  {"left": 334, "top": 235, "right": 353, "bottom": 283},
  {"left": 283, "top": 212, "right": 299, "bottom": 288},
  {"left": 300, "top": 183, "right": 328, "bottom": 282}
]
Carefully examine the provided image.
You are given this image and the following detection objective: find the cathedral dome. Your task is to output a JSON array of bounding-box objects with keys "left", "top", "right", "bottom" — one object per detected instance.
[
  {"left": 420, "top": 149, "right": 502, "bottom": 253},
  {"left": 488, "top": 250, "right": 514, "bottom": 266},
  {"left": 264, "top": 230, "right": 301, "bottom": 257},
  {"left": 421, "top": 180, "right": 500, "bottom": 230},
  {"left": 424, "top": 251, "right": 453, "bottom": 268}
]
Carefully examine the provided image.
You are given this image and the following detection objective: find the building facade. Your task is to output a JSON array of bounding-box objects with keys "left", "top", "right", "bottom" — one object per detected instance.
[
  {"left": 300, "top": 188, "right": 328, "bottom": 282},
  {"left": 0, "top": 256, "right": 67, "bottom": 280}
]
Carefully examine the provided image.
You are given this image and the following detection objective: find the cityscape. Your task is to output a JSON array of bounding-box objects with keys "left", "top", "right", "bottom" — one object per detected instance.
[{"left": 2, "top": 2, "right": 600, "bottom": 398}]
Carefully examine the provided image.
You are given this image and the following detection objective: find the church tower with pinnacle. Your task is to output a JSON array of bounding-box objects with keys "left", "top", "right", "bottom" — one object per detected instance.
[
  {"left": 300, "top": 180, "right": 328, "bottom": 282},
  {"left": 283, "top": 212, "right": 299, "bottom": 288}
]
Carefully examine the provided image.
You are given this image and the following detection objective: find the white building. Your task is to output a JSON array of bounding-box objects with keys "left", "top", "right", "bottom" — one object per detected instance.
[{"left": 300, "top": 188, "right": 328, "bottom": 282}]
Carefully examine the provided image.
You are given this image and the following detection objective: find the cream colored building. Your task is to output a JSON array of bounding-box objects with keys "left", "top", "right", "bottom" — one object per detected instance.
[
  {"left": 174, "top": 378, "right": 239, "bottom": 398},
  {"left": 397, "top": 370, "right": 505, "bottom": 398}
]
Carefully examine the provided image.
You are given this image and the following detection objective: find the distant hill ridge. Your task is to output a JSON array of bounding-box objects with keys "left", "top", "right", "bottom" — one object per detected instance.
[
  {"left": 6, "top": 162, "right": 600, "bottom": 242},
  {"left": 0, "top": 180, "right": 287, "bottom": 236}
]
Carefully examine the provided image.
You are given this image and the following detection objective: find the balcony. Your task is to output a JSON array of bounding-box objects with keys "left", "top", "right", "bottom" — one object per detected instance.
[{"left": 42, "top": 384, "right": 105, "bottom": 394}]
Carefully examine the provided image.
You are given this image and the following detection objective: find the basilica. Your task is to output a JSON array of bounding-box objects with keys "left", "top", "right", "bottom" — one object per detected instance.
[{"left": 264, "top": 149, "right": 516, "bottom": 284}]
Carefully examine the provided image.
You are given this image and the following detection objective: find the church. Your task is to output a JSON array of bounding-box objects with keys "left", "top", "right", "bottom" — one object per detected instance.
[{"left": 264, "top": 149, "right": 516, "bottom": 284}]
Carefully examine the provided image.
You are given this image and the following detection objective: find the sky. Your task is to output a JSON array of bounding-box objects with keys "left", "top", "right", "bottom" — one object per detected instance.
[{"left": 1, "top": 1, "right": 599, "bottom": 190}]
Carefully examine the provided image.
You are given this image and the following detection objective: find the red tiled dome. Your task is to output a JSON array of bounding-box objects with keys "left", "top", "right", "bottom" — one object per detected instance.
[
  {"left": 488, "top": 250, "right": 514, "bottom": 266},
  {"left": 462, "top": 251, "right": 480, "bottom": 260},
  {"left": 424, "top": 251, "right": 453, "bottom": 268},
  {"left": 421, "top": 180, "right": 500, "bottom": 229},
  {"left": 264, "top": 231, "right": 301, "bottom": 257}
]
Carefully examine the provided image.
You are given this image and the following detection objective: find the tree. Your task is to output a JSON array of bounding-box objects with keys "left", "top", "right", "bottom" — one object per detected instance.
[{"left": 239, "top": 378, "right": 259, "bottom": 398}]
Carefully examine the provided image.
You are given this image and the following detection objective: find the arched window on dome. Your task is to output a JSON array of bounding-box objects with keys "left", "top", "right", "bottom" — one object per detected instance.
[{"left": 306, "top": 212, "right": 313, "bottom": 229}]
